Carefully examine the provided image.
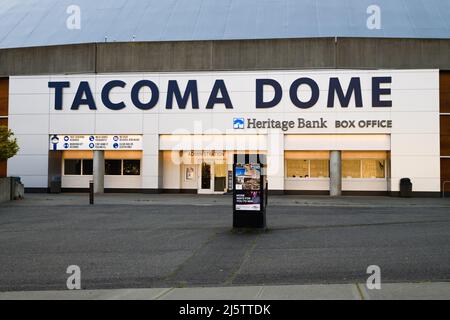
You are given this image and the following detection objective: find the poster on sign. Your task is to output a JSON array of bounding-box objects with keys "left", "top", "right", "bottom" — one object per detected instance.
[
  {"left": 234, "top": 163, "right": 261, "bottom": 211},
  {"left": 49, "top": 135, "right": 143, "bottom": 151}
]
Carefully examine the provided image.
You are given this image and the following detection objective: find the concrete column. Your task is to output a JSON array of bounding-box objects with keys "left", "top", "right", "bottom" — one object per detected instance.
[
  {"left": 141, "top": 133, "right": 161, "bottom": 192},
  {"left": 266, "top": 130, "right": 284, "bottom": 193},
  {"left": 93, "top": 150, "right": 105, "bottom": 194},
  {"left": 330, "top": 150, "right": 342, "bottom": 196}
]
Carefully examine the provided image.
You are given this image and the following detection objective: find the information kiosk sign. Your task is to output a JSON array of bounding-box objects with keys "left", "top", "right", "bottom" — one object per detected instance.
[{"left": 233, "top": 154, "right": 267, "bottom": 229}]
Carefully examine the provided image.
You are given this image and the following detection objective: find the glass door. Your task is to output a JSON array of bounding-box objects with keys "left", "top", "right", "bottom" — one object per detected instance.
[
  {"left": 214, "top": 163, "right": 227, "bottom": 192},
  {"left": 199, "top": 162, "right": 212, "bottom": 193},
  {"left": 198, "top": 161, "right": 227, "bottom": 194}
]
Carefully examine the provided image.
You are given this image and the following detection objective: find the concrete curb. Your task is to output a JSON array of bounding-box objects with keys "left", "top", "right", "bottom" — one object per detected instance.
[
  {"left": 8, "top": 193, "right": 450, "bottom": 208},
  {"left": 1, "top": 282, "right": 449, "bottom": 300}
]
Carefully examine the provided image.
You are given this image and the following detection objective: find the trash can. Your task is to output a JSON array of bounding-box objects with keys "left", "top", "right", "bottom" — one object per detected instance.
[
  {"left": 399, "top": 178, "right": 412, "bottom": 197},
  {"left": 9, "top": 176, "right": 23, "bottom": 200},
  {"left": 10, "top": 176, "right": 21, "bottom": 184},
  {"left": 50, "top": 176, "right": 62, "bottom": 194}
]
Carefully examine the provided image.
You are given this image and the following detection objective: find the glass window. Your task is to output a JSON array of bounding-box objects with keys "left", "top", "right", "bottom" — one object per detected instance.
[
  {"left": 201, "top": 163, "right": 211, "bottom": 189},
  {"left": 362, "top": 159, "right": 385, "bottom": 178},
  {"left": 105, "top": 160, "right": 122, "bottom": 175},
  {"left": 82, "top": 159, "right": 93, "bottom": 175},
  {"left": 123, "top": 160, "right": 140, "bottom": 175},
  {"left": 286, "top": 160, "right": 309, "bottom": 178},
  {"left": 310, "top": 160, "right": 329, "bottom": 178},
  {"left": 342, "top": 160, "right": 361, "bottom": 178},
  {"left": 64, "top": 159, "right": 81, "bottom": 175}
]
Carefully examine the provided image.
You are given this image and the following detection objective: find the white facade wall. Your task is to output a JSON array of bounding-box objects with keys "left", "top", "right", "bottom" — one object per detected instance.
[{"left": 7, "top": 69, "right": 441, "bottom": 193}]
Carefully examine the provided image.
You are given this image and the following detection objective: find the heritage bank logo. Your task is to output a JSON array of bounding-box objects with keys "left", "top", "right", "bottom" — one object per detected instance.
[
  {"left": 233, "top": 117, "right": 392, "bottom": 132},
  {"left": 233, "top": 118, "right": 245, "bottom": 129}
]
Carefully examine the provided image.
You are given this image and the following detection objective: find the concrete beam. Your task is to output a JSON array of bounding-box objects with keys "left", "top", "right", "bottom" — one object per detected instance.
[
  {"left": 212, "top": 38, "right": 336, "bottom": 70},
  {"left": 0, "top": 44, "right": 96, "bottom": 77},
  {"left": 2, "top": 38, "right": 450, "bottom": 76},
  {"left": 96, "top": 41, "right": 213, "bottom": 73},
  {"left": 337, "top": 38, "right": 450, "bottom": 70}
]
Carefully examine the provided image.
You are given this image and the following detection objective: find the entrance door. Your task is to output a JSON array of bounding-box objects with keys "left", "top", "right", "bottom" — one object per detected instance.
[
  {"left": 198, "top": 162, "right": 213, "bottom": 193},
  {"left": 198, "top": 162, "right": 227, "bottom": 194},
  {"left": 214, "top": 163, "right": 227, "bottom": 192}
]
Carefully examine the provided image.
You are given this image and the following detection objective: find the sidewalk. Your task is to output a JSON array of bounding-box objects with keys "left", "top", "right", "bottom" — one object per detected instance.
[
  {"left": 1, "top": 282, "right": 449, "bottom": 300},
  {"left": 11, "top": 193, "right": 450, "bottom": 208}
]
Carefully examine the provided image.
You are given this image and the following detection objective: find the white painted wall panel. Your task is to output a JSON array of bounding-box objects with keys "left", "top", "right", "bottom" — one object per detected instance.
[
  {"left": 8, "top": 94, "right": 49, "bottom": 115},
  {"left": 8, "top": 69, "right": 440, "bottom": 192},
  {"left": 285, "top": 135, "right": 390, "bottom": 150},
  {"left": 159, "top": 135, "right": 267, "bottom": 151},
  {"left": 7, "top": 155, "right": 48, "bottom": 176},
  {"left": 390, "top": 134, "right": 440, "bottom": 156},
  {"left": 9, "top": 76, "right": 50, "bottom": 95},
  {"left": 14, "top": 134, "right": 49, "bottom": 155},
  {"left": 62, "top": 176, "right": 91, "bottom": 188},
  {"left": 141, "top": 176, "right": 160, "bottom": 190},
  {"left": 391, "top": 112, "right": 440, "bottom": 134},
  {"left": 104, "top": 176, "right": 141, "bottom": 189},
  {"left": 141, "top": 155, "right": 159, "bottom": 178},
  {"left": 95, "top": 114, "right": 143, "bottom": 134},
  {"left": 162, "top": 152, "right": 181, "bottom": 189},
  {"left": 342, "top": 179, "right": 388, "bottom": 191},
  {"left": 285, "top": 179, "right": 329, "bottom": 191},
  {"left": 9, "top": 114, "right": 49, "bottom": 134},
  {"left": 142, "top": 114, "right": 160, "bottom": 134},
  {"left": 49, "top": 114, "right": 95, "bottom": 134},
  {"left": 62, "top": 176, "right": 142, "bottom": 189}
]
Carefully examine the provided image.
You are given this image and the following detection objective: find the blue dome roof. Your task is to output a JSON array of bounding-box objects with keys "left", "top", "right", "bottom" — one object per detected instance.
[{"left": 1, "top": 0, "right": 450, "bottom": 49}]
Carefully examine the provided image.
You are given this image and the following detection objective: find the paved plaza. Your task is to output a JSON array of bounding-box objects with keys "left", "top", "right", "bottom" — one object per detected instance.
[{"left": 0, "top": 193, "right": 449, "bottom": 298}]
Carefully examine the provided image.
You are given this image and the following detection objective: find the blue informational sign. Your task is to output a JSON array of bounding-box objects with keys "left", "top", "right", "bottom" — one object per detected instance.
[{"left": 48, "top": 135, "right": 143, "bottom": 150}]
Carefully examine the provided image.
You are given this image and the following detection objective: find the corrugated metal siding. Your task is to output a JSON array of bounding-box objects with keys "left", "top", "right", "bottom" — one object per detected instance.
[{"left": 0, "top": 0, "right": 450, "bottom": 49}]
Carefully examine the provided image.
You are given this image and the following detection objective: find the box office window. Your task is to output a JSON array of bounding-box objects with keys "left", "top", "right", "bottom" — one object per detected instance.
[
  {"left": 123, "top": 160, "right": 140, "bottom": 175},
  {"left": 362, "top": 160, "right": 385, "bottom": 178},
  {"left": 63, "top": 157, "right": 141, "bottom": 176},
  {"left": 342, "top": 159, "right": 385, "bottom": 179},
  {"left": 105, "top": 160, "right": 122, "bottom": 175},
  {"left": 310, "top": 160, "right": 329, "bottom": 178},
  {"left": 64, "top": 159, "right": 93, "bottom": 175},
  {"left": 82, "top": 159, "right": 93, "bottom": 175},
  {"left": 286, "top": 160, "right": 329, "bottom": 178},
  {"left": 286, "top": 160, "right": 309, "bottom": 178},
  {"left": 342, "top": 160, "right": 361, "bottom": 178},
  {"left": 105, "top": 159, "right": 141, "bottom": 175},
  {"left": 64, "top": 159, "right": 81, "bottom": 175}
]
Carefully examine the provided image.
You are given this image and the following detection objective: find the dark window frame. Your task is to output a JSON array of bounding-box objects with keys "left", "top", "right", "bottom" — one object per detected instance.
[
  {"left": 82, "top": 159, "right": 93, "bottom": 175},
  {"left": 122, "top": 159, "right": 141, "bottom": 176},
  {"left": 64, "top": 159, "right": 82, "bottom": 175},
  {"left": 105, "top": 159, "right": 122, "bottom": 176}
]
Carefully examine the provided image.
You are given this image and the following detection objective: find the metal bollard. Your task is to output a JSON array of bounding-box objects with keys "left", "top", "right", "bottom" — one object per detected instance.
[{"left": 89, "top": 180, "right": 94, "bottom": 205}]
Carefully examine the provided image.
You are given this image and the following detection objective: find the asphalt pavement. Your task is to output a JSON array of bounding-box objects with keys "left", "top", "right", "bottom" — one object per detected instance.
[{"left": 0, "top": 194, "right": 449, "bottom": 292}]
